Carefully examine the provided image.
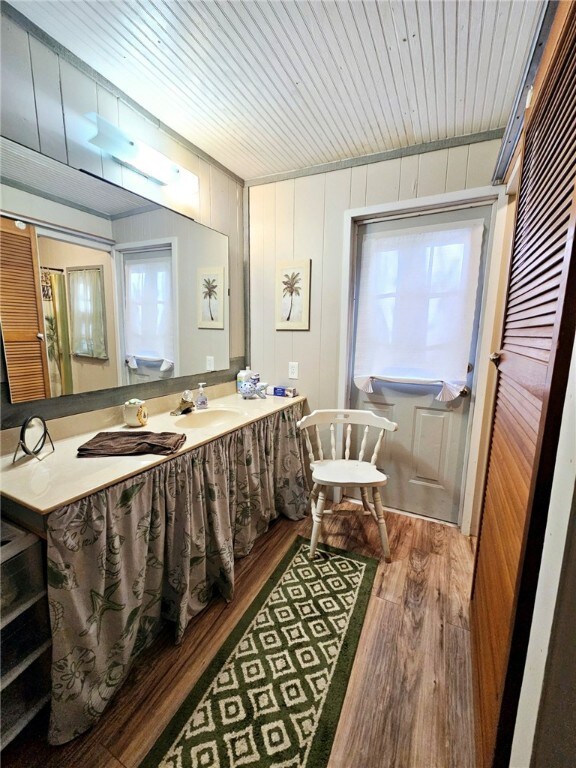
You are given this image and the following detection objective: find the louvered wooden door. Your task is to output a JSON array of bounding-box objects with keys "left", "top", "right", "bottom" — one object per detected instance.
[
  {"left": 0, "top": 216, "right": 50, "bottom": 402},
  {"left": 470, "top": 7, "right": 576, "bottom": 767}
]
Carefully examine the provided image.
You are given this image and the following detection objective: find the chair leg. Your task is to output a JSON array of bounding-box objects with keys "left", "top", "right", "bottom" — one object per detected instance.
[
  {"left": 309, "top": 486, "right": 326, "bottom": 560},
  {"left": 360, "top": 487, "right": 372, "bottom": 516},
  {"left": 309, "top": 482, "right": 320, "bottom": 513},
  {"left": 372, "top": 487, "right": 391, "bottom": 563}
]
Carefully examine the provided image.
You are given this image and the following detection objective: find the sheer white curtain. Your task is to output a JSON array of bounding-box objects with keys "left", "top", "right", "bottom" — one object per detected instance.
[
  {"left": 354, "top": 220, "right": 484, "bottom": 392},
  {"left": 123, "top": 249, "right": 174, "bottom": 363},
  {"left": 68, "top": 267, "right": 107, "bottom": 359}
]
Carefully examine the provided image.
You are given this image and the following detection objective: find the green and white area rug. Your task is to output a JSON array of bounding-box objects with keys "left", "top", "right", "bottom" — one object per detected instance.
[{"left": 140, "top": 536, "right": 377, "bottom": 768}]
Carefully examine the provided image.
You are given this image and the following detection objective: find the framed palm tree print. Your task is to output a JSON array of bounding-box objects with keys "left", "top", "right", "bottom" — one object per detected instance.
[
  {"left": 197, "top": 267, "right": 225, "bottom": 329},
  {"left": 275, "top": 260, "right": 311, "bottom": 330}
]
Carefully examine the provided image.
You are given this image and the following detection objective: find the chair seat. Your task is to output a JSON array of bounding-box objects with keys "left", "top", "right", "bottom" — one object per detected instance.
[{"left": 311, "top": 459, "right": 387, "bottom": 487}]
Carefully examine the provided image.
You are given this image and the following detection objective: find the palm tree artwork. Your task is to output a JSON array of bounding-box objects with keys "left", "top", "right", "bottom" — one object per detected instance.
[
  {"left": 282, "top": 270, "right": 302, "bottom": 322},
  {"left": 202, "top": 277, "right": 218, "bottom": 321}
]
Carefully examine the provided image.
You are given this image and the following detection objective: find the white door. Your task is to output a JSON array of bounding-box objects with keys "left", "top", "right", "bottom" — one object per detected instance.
[{"left": 348, "top": 206, "right": 492, "bottom": 524}]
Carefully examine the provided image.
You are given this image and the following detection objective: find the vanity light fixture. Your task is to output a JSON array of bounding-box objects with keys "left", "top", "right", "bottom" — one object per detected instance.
[{"left": 86, "top": 113, "right": 184, "bottom": 186}]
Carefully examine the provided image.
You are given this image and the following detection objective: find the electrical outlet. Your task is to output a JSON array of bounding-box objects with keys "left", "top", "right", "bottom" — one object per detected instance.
[
  {"left": 206, "top": 355, "right": 215, "bottom": 371},
  {"left": 288, "top": 361, "right": 299, "bottom": 379}
]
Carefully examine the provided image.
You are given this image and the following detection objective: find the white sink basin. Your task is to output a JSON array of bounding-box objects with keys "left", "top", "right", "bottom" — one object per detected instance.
[{"left": 174, "top": 408, "right": 244, "bottom": 429}]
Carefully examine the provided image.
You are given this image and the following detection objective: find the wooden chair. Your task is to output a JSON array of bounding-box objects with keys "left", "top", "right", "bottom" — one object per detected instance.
[{"left": 297, "top": 409, "right": 398, "bottom": 561}]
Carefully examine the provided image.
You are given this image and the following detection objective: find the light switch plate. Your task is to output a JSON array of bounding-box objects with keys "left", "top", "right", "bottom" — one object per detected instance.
[
  {"left": 288, "top": 362, "right": 299, "bottom": 379},
  {"left": 206, "top": 356, "right": 215, "bottom": 371}
]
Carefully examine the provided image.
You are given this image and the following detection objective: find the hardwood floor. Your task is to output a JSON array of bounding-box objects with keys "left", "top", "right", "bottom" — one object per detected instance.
[{"left": 1, "top": 505, "right": 476, "bottom": 767}]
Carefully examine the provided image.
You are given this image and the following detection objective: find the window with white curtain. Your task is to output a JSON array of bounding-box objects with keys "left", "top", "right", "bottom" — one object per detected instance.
[
  {"left": 68, "top": 266, "right": 108, "bottom": 359},
  {"left": 354, "top": 220, "right": 485, "bottom": 382},
  {"left": 122, "top": 247, "right": 174, "bottom": 363}
]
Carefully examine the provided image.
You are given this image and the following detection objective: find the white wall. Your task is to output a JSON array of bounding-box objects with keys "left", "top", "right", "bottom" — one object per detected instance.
[
  {"left": 249, "top": 140, "right": 500, "bottom": 410},
  {"left": 0, "top": 13, "right": 244, "bottom": 362}
]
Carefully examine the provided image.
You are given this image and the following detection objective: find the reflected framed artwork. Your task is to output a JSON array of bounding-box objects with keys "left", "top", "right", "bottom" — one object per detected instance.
[
  {"left": 197, "top": 267, "right": 225, "bottom": 329},
  {"left": 275, "top": 260, "right": 311, "bottom": 331}
]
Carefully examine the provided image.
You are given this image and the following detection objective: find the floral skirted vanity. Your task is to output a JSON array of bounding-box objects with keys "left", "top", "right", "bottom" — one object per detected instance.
[{"left": 0, "top": 392, "right": 308, "bottom": 745}]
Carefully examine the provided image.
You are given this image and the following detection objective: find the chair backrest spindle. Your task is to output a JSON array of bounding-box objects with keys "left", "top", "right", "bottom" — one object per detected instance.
[
  {"left": 330, "top": 422, "right": 336, "bottom": 459},
  {"left": 303, "top": 429, "right": 315, "bottom": 465},
  {"left": 345, "top": 423, "right": 352, "bottom": 460},
  {"left": 371, "top": 428, "right": 385, "bottom": 465},
  {"left": 315, "top": 425, "right": 323, "bottom": 461},
  {"left": 358, "top": 425, "right": 369, "bottom": 462}
]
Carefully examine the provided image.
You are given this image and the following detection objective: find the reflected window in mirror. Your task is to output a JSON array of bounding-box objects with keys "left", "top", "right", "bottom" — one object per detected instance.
[
  {"left": 68, "top": 266, "right": 108, "bottom": 360},
  {"left": 119, "top": 245, "right": 176, "bottom": 385}
]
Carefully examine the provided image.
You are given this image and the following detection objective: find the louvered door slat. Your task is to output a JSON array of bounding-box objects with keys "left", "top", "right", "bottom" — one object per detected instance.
[
  {"left": 512, "top": 206, "right": 572, "bottom": 274},
  {"left": 509, "top": 249, "right": 565, "bottom": 295},
  {"left": 504, "top": 344, "right": 549, "bottom": 362},
  {"left": 497, "top": 388, "right": 539, "bottom": 446},
  {"left": 502, "top": 325, "right": 555, "bottom": 340},
  {"left": 514, "top": 54, "right": 576, "bottom": 187},
  {"left": 0, "top": 216, "right": 50, "bottom": 402},
  {"left": 504, "top": 328, "right": 552, "bottom": 353},
  {"left": 471, "top": 7, "right": 576, "bottom": 766},
  {"left": 508, "top": 282, "right": 561, "bottom": 313},
  {"left": 507, "top": 294, "right": 560, "bottom": 320},
  {"left": 508, "top": 267, "right": 563, "bottom": 306},
  {"left": 505, "top": 314, "right": 556, "bottom": 331},
  {"left": 515, "top": 173, "right": 574, "bottom": 243},
  {"left": 524, "top": 31, "right": 576, "bottom": 138},
  {"left": 516, "top": 133, "right": 575, "bottom": 212},
  {"left": 512, "top": 219, "right": 570, "bottom": 274},
  {"left": 510, "top": 249, "right": 565, "bottom": 287},
  {"left": 500, "top": 377, "right": 543, "bottom": 433},
  {"left": 502, "top": 333, "right": 552, "bottom": 351}
]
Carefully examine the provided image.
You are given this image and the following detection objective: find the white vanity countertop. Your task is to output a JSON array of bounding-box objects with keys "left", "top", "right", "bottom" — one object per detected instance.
[{"left": 0, "top": 393, "right": 305, "bottom": 515}]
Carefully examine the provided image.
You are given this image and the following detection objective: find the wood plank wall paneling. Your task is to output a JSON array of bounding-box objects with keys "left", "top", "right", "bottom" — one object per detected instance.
[
  {"left": 29, "top": 38, "right": 67, "bottom": 164},
  {"left": 0, "top": 13, "right": 245, "bottom": 362},
  {"left": 248, "top": 139, "right": 501, "bottom": 410},
  {"left": 293, "top": 174, "right": 326, "bottom": 409},
  {"left": 470, "top": 5, "right": 576, "bottom": 765},
  {"left": 271, "top": 181, "right": 294, "bottom": 379},
  {"left": 0, "top": 17, "right": 39, "bottom": 151}
]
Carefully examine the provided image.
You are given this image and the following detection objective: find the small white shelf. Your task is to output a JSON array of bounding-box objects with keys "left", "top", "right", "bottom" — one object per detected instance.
[
  {"left": 0, "top": 639, "right": 52, "bottom": 691},
  {"left": 0, "top": 589, "right": 47, "bottom": 631},
  {"left": 1, "top": 693, "right": 50, "bottom": 748}
]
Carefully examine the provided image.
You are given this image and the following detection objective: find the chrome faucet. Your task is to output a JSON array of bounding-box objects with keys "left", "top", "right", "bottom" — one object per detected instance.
[{"left": 170, "top": 389, "right": 195, "bottom": 415}]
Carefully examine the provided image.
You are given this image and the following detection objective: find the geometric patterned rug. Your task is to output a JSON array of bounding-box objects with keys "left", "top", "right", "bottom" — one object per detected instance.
[{"left": 139, "top": 536, "right": 377, "bottom": 768}]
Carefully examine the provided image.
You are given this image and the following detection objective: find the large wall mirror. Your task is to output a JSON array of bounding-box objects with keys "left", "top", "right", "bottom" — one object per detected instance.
[{"left": 0, "top": 138, "right": 230, "bottom": 407}]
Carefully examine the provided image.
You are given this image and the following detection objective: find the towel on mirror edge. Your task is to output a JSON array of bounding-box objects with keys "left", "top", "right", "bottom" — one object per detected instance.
[{"left": 77, "top": 431, "right": 186, "bottom": 457}]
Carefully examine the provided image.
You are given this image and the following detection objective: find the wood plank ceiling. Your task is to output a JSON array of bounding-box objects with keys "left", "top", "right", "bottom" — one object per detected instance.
[{"left": 9, "top": 0, "right": 545, "bottom": 182}]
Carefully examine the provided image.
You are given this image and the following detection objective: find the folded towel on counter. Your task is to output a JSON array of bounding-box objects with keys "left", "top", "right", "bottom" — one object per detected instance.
[{"left": 77, "top": 431, "right": 186, "bottom": 457}]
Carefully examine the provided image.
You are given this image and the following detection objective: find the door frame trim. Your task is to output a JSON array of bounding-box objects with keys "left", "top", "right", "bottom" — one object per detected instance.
[{"left": 338, "top": 186, "right": 509, "bottom": 534}]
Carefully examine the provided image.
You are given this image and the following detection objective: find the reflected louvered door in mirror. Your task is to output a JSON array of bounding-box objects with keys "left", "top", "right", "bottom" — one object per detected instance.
[
  {"left": 470, "top": 6, "right": 576, "bottom": 767},
  {"left": 0, "top": 216, "right": 50, "bottom": 402}
]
